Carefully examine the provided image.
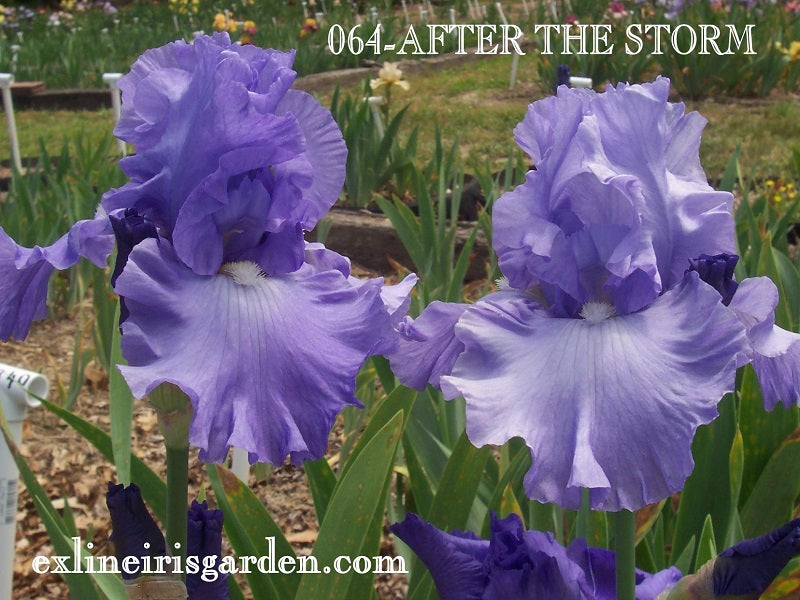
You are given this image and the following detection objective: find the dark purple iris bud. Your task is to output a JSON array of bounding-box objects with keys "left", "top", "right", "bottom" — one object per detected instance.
[
  {"left": 687, "top": 253, "right": 739, "bottom": 306},
  {"left": 109, "top": 208, "right": 158, "bottom": 287},
  {"left": 186, "top": 500, "right": 229, "bottom": 599},
  {"left": 109, "top": 208, "right": 158, "bottom": 324},
  {"left": 713, "top": 518, "right": 800, "bottom": 596},
  {"left": 557, "top": 64, "right": 571, "bottom": 91},
  {"left": 106, "top": 482, "right": 167, "bottom": 580}
]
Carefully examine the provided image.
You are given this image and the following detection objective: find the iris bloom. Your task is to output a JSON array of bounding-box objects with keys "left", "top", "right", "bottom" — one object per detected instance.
[
  {"left": 389, "top": 79, "right": 800, "bottom": 511},
  {"left": 0, "top": 34, "right": 413, "bottom": 466},
  {"left": 370, "top": 62, "right": 410, "bottom": 94},
  {"left": 391, "top": 512, "right": 681, "bottom": 599}
]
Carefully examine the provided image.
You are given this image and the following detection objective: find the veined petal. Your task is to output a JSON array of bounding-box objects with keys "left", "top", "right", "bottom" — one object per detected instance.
[
  {"left": 728, "top": 276, "right": 800, "bottom": 409},
  {"left": 115, "top": 238, "right": 388, "bottom": 464},
  {"left": 442, "top": 273, "right": 749, "bottom": 511},
  {"left": 0, "top": 213, "right": 114, "bottom": 341}
]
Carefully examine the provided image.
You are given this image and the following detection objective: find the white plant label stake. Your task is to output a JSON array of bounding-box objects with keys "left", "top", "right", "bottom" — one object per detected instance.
[
  {"left": 0, "top": 74, "right": 22, "bottom": 172},
  {"left": 103, "top": 73, "right": 127, "bottom": 156}
]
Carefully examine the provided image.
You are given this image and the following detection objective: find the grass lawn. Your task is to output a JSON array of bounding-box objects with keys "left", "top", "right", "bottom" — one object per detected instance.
[{"left": 2, "top": 53, "right": 800, "bottom": 182}]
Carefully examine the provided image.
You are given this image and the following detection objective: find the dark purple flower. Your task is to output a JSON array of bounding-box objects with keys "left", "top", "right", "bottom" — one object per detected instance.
[
  {"left": 186, "top": 500, "right": 229, "bottom": 599},
  {"left": 0, "top": 211, "right": 115, "bottom": 341},
  {"left": 106, "top": 482, "right": 167, "bottom": 580},
  {"left": 101, "top": 34, "right": 414, "bottom": 465},
  {"left": 687, "top": 253, "right": 739, "bottom": 306},
  {"left": 556, "top": 64, "right": 571, "bottom": 92},
  {"left": 713, "top": 518, "right": 800, "bottom": 596},
  {"left": 391, "top": 512, "right": 681, "bottom": 599}
]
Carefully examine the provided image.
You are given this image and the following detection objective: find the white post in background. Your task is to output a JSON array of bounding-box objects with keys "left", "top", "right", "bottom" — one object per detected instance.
[
  {"left": 231, "top": 447, "right": 249, "bottom": 482},
  {"left": 0, "top": 362, "right": 47, "bottom": 600},
  {"left": 9, "top": 45, "right": 19, "bottom": 74},
  {"left": 495, "top": 3, "right": 520, "bottom": 89},
  {"left": 521, "top": 0, "right": 529, "bottom": 15},
  {"left": 367, "top": 96, "right": 385, "bottom": 138},
  {"left": 449, "top": 7, "right": 456, "bottom": 25},
  {"left": 401, "top": 0, "right": 409, "bottom": 22},
  {"left": 546, "top": 0, "right": 558, "bottom": 21},
  {"left": 0, "top": 74, "right": 22, "bottom": 173},
  {"left": 102, "top": 73, "right": 127, "bottom": 156}
]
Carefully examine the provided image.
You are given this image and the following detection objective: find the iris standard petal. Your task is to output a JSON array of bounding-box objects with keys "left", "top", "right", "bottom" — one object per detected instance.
[
  {"left": 442, "top": 273, "right": 749, "bottom": 511},
  {"left": 577, "top": 79, "right": 735, "bottom": 290},
  {"left": 115, "top": 238, "right": 389, "bottom": 465},
  {"left": 105, "top": 33, "right": 341, "bottom": 245},
  {"left": 0, "top": 214, "right": 114, "bottom": 341}
]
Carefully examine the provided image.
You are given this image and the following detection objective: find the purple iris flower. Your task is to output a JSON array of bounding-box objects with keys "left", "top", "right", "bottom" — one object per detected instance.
[
  {"left": 106, "top": 482, "right": 167, "bottom": 580},
  {"left": 98, "top": 33, "right": 414, "bottom": 465},
  {"left": 390, "top": 512, "right": 681, "bottom": 599},
  {"left": 388, "top": 79, "right": 799, "bottom": 511},
  {"left": 712, "top": 518, "right": 800, "bottom": 596},
  {"left": 186, "top": 500, "right": 229, "bottom": 599},
  {"left": 0, "top": 211, "right": 115, "bottom": 341}
]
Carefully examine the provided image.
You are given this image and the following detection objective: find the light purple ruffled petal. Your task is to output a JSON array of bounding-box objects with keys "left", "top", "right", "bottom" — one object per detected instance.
[
  {"left": 388, "top": 301, "right": 471, "bottom": 391},
  {"left": 115, "top": 238, "right": 389, "bottom": 465},
  {"left": 0, "top": 213, "right": 114, "bottom": 341},
  {"left": 499, "top": 79, "right": 733, "bottom": 317},
  {"left": 727, "top": 276, "right": 800, "bottom": 409},
  {"left": 104, "top": 33, "right": 344, "bottom": 260},
  {"left": 442, "top": 273, "right": 749, "bottom": 511}
]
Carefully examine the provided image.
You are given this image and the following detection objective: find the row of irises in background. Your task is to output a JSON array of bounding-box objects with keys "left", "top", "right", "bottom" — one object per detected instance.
[{"left": 1, "top": 0, "right": 800, "bottom": 97}]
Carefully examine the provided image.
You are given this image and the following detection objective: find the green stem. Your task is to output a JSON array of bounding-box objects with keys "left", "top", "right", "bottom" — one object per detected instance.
[
  {"left": 576, "top": 488, "right": 591, "bottom": 541},
  {"left": 615, "top": 509, "right": 636, "bottom": 600},
  {"left": 166, "top": 445, "right": 189, "bottom": 567}
]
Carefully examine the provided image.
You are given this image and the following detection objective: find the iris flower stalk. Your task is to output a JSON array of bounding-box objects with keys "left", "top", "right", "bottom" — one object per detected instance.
[{"left": 388, "top": 79, "right": 800, "bottom": 598}]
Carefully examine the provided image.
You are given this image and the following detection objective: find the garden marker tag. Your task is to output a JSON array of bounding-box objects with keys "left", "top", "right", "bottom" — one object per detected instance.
[{"left": 125, "top": 576, "right": 187, "bottom": 600}]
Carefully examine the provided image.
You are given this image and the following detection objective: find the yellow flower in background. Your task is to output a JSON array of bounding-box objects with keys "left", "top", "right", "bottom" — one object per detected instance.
[
  {"left": 60, "top": 0, "right": 76, "bottom": 11},
  {"left": 299, "top": 17, "right": 319, "bottom": 39},
  {"left": 789, "top": 41, "right": 800, "bottom": 61},
  {"left": 212, "top": 12, "right": 237, "bottom": 33},
  {"left": 169, "top": 0, "right": 199, "bottom": 14},
  {"left": 370, "top": 62, "right": 410, "bottom": 93},
  {"left": 240, "top": 20, "right": 257, "bottom": 44},
  {"left": 765, "top": 179, "right": 797, "bottom": 205}
]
